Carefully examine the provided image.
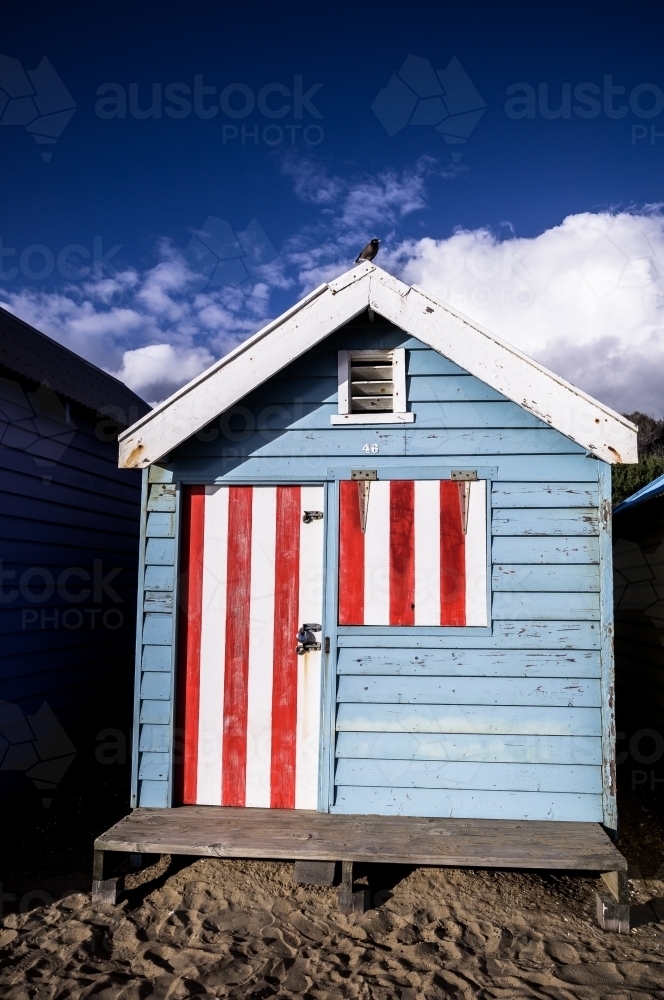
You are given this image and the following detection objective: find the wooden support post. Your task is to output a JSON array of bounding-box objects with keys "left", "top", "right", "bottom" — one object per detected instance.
[
  {"left": 91, "top": 850, "right": 122, "bottom": 906},
  {"left": 338, "top": 860, "right": 370, "bottom": 915},
  {"left": 596, "top": 870, "right": 630, "bottom": 933}
]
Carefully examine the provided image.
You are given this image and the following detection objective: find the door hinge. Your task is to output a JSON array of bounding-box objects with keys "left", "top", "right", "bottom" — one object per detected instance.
[{"left": 324, "top": 636, "right": 330, "bottom": 654}]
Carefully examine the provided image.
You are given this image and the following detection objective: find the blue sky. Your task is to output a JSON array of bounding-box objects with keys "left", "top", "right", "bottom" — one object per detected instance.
[{"left": 3, "top": 1, "right": 664, "bottom": 412}]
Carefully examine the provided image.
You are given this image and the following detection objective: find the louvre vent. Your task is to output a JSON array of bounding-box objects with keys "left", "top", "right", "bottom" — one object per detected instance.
[{"left": 349, "top": 350, "right": 394, "bottom": 413}]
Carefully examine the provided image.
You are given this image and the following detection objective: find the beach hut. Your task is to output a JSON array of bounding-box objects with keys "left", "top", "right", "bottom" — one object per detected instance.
[
  {"left": 0, "top": 305, "right": 149, "bottom": 805},
  {"left": 97, "top": 263, "right": 635, "bottom": 928},
  {"left": 613, "top": 474, "right": 664, "bottom": 736}
]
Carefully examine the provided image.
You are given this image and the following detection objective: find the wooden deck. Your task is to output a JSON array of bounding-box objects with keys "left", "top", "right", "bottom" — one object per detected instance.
[{"left": 95, "top": 807, "right": 626, "bottom": 872}]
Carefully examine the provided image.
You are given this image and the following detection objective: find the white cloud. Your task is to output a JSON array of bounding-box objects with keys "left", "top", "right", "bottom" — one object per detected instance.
[
  {"left": 0, "top": 249, "right": 271, "bottom": 404},
  {"left": 387, "top": 210, "right": 664, "bottom": 416},
  {"left": 2, "top": 179, "right": 664, "bottom": 419},
  {"left": 114, "top": 343, "right": 215, "bottom": 404}
]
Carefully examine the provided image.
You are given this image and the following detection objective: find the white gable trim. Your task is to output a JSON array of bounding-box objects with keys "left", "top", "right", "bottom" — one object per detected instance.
[
  {"left": 118, "top": 263, "right": 637, "bottom": 467},
  {"left": 368, "top": 275, "right": 636, "bottom": 464}
]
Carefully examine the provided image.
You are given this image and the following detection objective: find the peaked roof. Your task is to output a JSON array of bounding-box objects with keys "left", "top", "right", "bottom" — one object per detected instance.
[
  {"left": 0, "top": 304, "right": 149, "bottom": 421},
  {"left": 613, "top": 473, "right": 664, "bottom": 514},
  {"left": 118, "top": 263, "right": 637, "bottom": 468}
]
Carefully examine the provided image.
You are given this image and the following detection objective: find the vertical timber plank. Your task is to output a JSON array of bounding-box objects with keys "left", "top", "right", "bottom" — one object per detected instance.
[
  {"left": 130, "top": 469, "right": 149, "bottom": 809},
  {"left": 166, "top": 479, "right": 182, "bottom": 808},
  {"left": 320, "top": 477, "right": 339, "bottom": 812},
  {"left": 598, "top": 461, "right": 617, "bottom": 832}
]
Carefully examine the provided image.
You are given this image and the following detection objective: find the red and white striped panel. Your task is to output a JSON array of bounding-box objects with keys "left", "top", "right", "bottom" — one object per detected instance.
[
  {"left": 338, "top": 479, "right": 487, "bottom": 626},
  {"left": 176, "top": 485, "right": 324, "bottom": 809}
]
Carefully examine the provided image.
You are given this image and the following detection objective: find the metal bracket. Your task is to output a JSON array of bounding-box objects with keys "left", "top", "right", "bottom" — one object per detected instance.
[
  {"left": 450, "top": 470, "right": 477, "bottom": 481},
  {"left": 351, "top": 470, "right": 377, "bottom": 480},
  {"left": 303, "top": 510, "right": 323, "bottom": 523},
  {"left": 459, "top": 480, "right": 471, "bottom": 535},
  {"left": 358, "top": 480, "right": 370, "bottom": 533}
]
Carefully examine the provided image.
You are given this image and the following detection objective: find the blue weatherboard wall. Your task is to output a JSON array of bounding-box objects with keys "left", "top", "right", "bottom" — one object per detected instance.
[
  {"left": 0, "top": 366, "right": 143, "bottom": 800},
  {"left": 133, "top": 312, "right": 614, "bottom": 826}
]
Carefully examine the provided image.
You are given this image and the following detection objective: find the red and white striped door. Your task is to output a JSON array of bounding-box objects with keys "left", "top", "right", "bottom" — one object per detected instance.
[
  {"left": 176, "top": 485, "right": 324, "bottom": 808},
  {"left": 339, "top": 479, "right": 487, "bottom": 626}
]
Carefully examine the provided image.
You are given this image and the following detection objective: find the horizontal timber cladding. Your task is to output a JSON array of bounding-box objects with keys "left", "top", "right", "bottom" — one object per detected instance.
[
  {"left": 336, "top": 733, "right": 602, "bottom": 764},
  {"left": 332, "top": 787, "right": 603, "bottom": 821},
  {"left": 335, "top": 760, "right": 602, "bottom": 793},
  {"left": 335, "top": 704, "right": 600, "bottom": 736},
  {"left": 337, "top": 676, "right": 600, "bottom": 707},
  {"left": 136, "top": 476, "right": 177, "bottom": 808},
  {"left": 336, "top": 649, "right": 601, "bottom": 677},
  {"left": 144, "top": 317, "right": 609, "bottom": 820}
]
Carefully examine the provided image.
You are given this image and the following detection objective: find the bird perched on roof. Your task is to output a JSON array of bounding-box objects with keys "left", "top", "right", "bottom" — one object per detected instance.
[{"left": 355, "top": 238, "right": 380, "bottom": 263}]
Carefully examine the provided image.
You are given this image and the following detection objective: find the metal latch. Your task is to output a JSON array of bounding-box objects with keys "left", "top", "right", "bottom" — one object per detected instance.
[
  {"left": 296, "top": 623, "right": 322, "bottom": 655},
  {"left": 303, "top": 510, "right": 323, "bottom": 523}
]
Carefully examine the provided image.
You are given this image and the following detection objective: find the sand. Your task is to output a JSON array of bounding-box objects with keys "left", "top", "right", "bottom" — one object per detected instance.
[{"left": 1, "top": 855, "right": 664, "bottom": 999}]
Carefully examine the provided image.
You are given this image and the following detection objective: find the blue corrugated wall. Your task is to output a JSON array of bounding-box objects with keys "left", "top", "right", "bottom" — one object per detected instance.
[
  {"left": 0, "top": 368, "right": 142, "bottom": 800},
  {"left": 133, "top": 314, "right": 612, "bottom": 824}
]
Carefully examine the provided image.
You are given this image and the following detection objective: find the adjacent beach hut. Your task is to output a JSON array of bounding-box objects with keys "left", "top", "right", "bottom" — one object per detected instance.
[
  {"left": 613, "top": 474, "right": 664, "bottom": 734},
  {"left": 0, "top": 306, "right": 149, "bottom": 804},
  {"left": 98, "top": 264, "right": 635, "bottom": 925}
]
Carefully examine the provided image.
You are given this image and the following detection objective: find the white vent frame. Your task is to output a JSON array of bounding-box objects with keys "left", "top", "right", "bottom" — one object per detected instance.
[{"left": 331, "top": 348, "right": 414, "bottom": 425}]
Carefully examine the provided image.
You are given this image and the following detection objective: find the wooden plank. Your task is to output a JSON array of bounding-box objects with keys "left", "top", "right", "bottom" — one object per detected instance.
[
  {"left": 138, "top": 725, "right": 170, "bottom": 752},
  {"left": 406, "top": 352, "right": 467, "bottom": 376},
  {"left": 335, "top": 759, "right": 602, "bottom": 793},
  {"left": 336, "top": 704, "right": 601, "bottom": 736},
  {"left": 142, "top": 645, "right": 171, "bottom": 671},
  {"left": 407, "top": 375, "right": 507, "bottom": 403},
  {"left": 142, "top": 613, "right": 173, "bottom": 645},
  {"left": 337, "top": 648, "right": 601, "bottom": 678},
  {"left": 140, "top": 700, "right": 170, "bottom": 724},
  {"left": 598, "top": 462, "right": 617, "bottom": 831},
  {"left": 335, "top": 732, "right": 602, "bottom": 764},
  {"left": 337, "top": 621, "right": 600, "bottom": 649},
  {"left": 492, "top": 536, "right": 599, "bottom": 564},
  {"left": 492, "top": 483, "right": 599, "bottom": 507},
  {"left": 244, "top": 375, "right": 337, "bottom": 404},
  {"left": 147, "top": 484, "right": 177, "bottom": 511},
  {"left": 492, "top": 564, "right": 599, "bottom": 592},
  {"left": 146, "top": 512, "right": 176, "bottom": 537},
  {"left": 144, "top": 592, "right": 173, "bottom": 613},
  {"left": 138, "top": 781, "right": 170, "bottom": 808},
  {"left": 492, "top": 508, "right": 599, "bottom": 536},
  {"left": 94, "top": 806, "right": 626, "bottom": 870},
  {"left": 181, "top": 428, "right": 407, "bottom": 458},
  {"left": 198, "top": 400, "right": 550, "bottom": 430},
  {"left": 170, "top": 453, "right": 602, "bottom": 482},
  {"left": 176, "top": 426, "right": 584, "bottom": 459},
  {"left": 145, "top": 538, "right": 175, "bottom": 565},
  {"left": 138, "top": 753, "right": 170, "bottom": 780},
  {"left": 333, "top": 786, "right": 603, "bottom": 821},
  {"left": 405, "top": 428, "right": 583, "bottom": 456},
  {"left": 337, "top": 676, "right": 600, "bottom": 707},
  {"left": 144, "top": 565, "right": 175, "bottom": 591},
  {"left": 140, "top": 673, "right": 171, "bottom": 700},
  {"left": 492, "top": 592, "right": 600, "bottom": 620},
  {"left": 408, "top": 402, "right": 543, "bottom": 429}
]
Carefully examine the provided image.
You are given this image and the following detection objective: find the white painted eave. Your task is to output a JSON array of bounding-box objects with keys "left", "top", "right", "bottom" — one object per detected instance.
[{"left": 118, "top": 262, "right": 637, "bottom": 468}]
